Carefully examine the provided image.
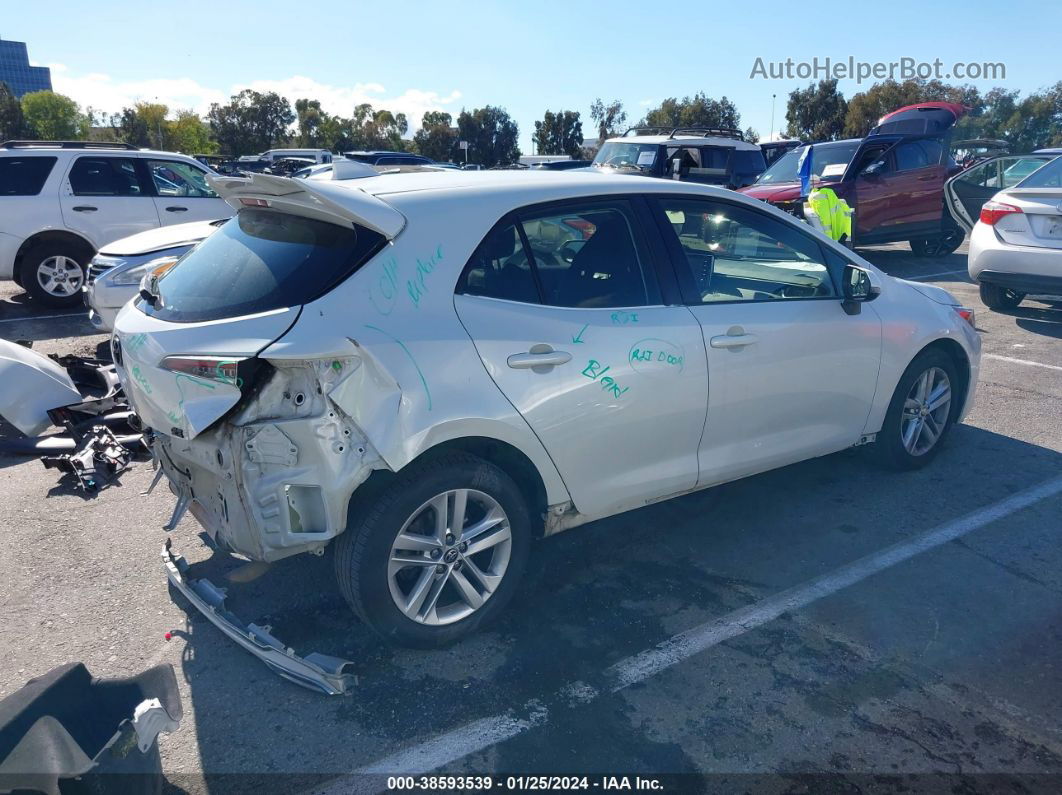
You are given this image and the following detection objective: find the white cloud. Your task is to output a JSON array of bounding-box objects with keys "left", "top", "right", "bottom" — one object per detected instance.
[{"left": 49, "top": 64, "right": 461, "bottom": 130}]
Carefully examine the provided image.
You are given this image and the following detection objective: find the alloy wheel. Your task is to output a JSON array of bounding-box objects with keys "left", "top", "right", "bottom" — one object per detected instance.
[
  {"left": 900, "top": 366, "right": 952, "bottom": 456},
  {"left": 36, "top": 256, "right": 84, "bottom": 297},
  {"left": 387, "top": 488, "right": 512, "bottom": 626}
]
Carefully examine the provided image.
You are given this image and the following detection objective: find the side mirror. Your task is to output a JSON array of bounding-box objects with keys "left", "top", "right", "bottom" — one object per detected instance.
[
  {"left": 841, "top": 264, "right": 881, "bottom": 315},
  {"left": 861, "top": 160, "right": 886, "bottom": 177}
]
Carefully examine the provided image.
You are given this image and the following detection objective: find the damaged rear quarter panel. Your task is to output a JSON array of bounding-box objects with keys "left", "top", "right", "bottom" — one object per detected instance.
[{"left": 259, "top": 193, "right": 572, "bottom": 512}]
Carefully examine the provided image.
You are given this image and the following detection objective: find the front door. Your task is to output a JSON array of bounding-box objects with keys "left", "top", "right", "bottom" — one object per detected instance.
[
  {"left": 59, "top": 155, "right": 160, "bottom": 249},
  {"left": 649, "top": 196, "right": 883, "bottom": 485},
  {"left": 453, "top": 198, "right": 709, "bottom": 518}
]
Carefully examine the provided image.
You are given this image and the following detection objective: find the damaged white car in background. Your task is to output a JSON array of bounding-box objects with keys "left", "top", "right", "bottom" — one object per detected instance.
[{"left": 111, "top": 168, "right": 981, "bottom": 693}]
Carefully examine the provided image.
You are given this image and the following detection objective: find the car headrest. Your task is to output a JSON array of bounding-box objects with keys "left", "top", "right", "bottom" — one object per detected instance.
[{"left": 481, "top": 228, "right": 516, "bottom": 261}]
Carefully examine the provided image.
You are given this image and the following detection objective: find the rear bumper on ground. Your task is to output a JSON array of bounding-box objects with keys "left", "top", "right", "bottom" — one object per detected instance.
[{"left": 162, "top": 541, "right": 357, "bottom": 695}]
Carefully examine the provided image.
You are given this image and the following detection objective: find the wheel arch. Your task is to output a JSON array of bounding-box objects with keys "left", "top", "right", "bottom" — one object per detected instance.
[
  {"left": 15, "top": 230, "right": 96, "bottom": 274},
  {"left": 912, "top": 337, "right": 972, "bottom": 423},
  {"left": 346, "top": 436, "right": 559, "bottom": 540}
]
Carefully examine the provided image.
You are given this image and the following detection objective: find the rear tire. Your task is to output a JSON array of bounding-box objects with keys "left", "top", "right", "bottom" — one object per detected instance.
[
  {"left": 979, "top": 282, "right": 1024, "bottom": 311},
  {"left": 334, "top": 453, "right": 531, "bottom": 648},
  {"left": 18, "top": 241, "right": 90, "bottom": 308},
  {"left": 874, "top": 349, "right": 959, "bottom": 471},
  {"left": 909, "top": 228, "right": 964, "bottom": 258}
]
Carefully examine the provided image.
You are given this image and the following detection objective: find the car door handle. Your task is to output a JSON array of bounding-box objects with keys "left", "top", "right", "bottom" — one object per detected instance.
[
  {"left": 507, "top": 349, "right": 572, "bottom": 369},
  {"left": 165, "top": 206, "right": 189, "bottom": 212},
  {"left": 710, "top": 333, "right": 759, "bottom": 349},
  {"left": 72, "top": 205, "right": 97, "bottom": 212}
]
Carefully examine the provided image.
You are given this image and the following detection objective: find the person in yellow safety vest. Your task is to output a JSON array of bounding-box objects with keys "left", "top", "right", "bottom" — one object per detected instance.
[{"left": 804, "top": 186, "right": 854, "bottom": 245}]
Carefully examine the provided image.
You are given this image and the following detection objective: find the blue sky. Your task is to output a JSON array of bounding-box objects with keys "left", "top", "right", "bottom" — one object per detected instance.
[{"left": 4, "top": 0, "right": 1059, "bottom": 150}]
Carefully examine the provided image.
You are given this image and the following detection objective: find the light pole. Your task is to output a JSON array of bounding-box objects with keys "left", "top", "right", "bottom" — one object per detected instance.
[{"left": 770, "top": 93, "right": 776, "bottom": 141}]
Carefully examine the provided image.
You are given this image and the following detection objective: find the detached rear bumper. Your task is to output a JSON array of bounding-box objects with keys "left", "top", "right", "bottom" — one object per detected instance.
[{"left": 162, "top": 542, "right": 357, "bottom": 695}]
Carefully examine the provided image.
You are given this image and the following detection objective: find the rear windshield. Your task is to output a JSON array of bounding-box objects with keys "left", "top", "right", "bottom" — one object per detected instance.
[
  {"left": 0, "top": 156, "right": 57, "bottom": 196},
  {"left": 139, "top": 208, "right": 386, "bottom": 323},
  {"left": 1016, "top": 156, "right": 1062, "bottom": 188},
  {"left": 755, "top": 141, "right": 860, "bottom": 185}
]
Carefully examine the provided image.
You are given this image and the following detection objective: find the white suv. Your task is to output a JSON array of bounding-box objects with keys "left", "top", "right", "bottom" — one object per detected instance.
[{"left": 0, "top": 141, "right": 232, "bottom": 307}]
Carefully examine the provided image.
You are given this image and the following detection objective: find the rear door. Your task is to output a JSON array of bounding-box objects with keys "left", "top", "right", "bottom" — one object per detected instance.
[
  {"left": 453, "top": 197, "right": 709, "bottom": 518},
  {"left": 144, "top": 158, "right": 232, "bottom": 226},
  {"left": 944, "top": 156, "right": 1052, "bottom": 232},
  {"left": 889, "top": 137, "right": 947, "bottom": 226},
  {"left": 59, "top": 155, "right": 161, "bottom": 248}
]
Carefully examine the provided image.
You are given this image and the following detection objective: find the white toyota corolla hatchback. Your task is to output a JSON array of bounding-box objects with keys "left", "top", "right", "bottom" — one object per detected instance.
[{"left": 112, "top": 169, "right": 980, "bottom": 652}]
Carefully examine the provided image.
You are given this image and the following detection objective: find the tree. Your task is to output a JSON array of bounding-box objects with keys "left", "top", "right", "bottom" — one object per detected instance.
[
  {"left": 1001, "top": 82, "right": 1062, "bottom": 151},
  {"left": 456, "top": 106, "right": 520, "bottom": 167},
  {"left": 295, "top": 98, "right": 324, "bottom": 147},
  {"left": 843, "top": 79, "right": 980, "bottom": 138},
  {"left": 21, "top": 91, "right": 86, "bottom": 140},
  {"left": 169, "top": 110, "right": 216, "bottom": 154},
  {"left": 413, "top": 110, "right": 458, "bottom": 161},
  {"left": 207, "top": 89, "right": 294, "bottom": 155},
  {"left": 785, "top": 80, "right": 848, "bottom": 141},
  {"left": 0, "top": 82, "right": 29, "bottom": 140},
  {"left": 349, "top": 104, "right": 409, "bottom": 150},
  {"left": 589, "top": 98, "right": 627, "bottom": 145},
  {"left": 641, "top": 93, "right": 741, "bottom": 131},
  {"left": 533, "top": 110, "right": 584, "bottom": 157}
]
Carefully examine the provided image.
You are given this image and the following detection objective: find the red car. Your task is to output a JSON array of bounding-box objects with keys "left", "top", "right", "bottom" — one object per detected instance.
[{"left": 740, "top": 103, "right": 968, "bottom": 257}]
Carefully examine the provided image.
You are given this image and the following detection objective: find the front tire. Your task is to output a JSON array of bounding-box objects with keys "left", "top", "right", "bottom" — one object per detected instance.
[
  {"left": 979, "top": 282, "right": 1024, "bottom": 311},
  {"left": 334, "top": 453, "right": 531, "bottom": 648},
  {"left": 874, "top": 349, "right": 959, "bottom": 470},
  {"left": 18, "top": 242, "right": 90, "bottom": 307}
]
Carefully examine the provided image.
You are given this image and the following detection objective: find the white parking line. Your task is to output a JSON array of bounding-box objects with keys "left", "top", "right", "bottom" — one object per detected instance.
[
  {"left": 906, "top": 269, "right": 970, "bottom": 281},
  {"left": 314, "top": 475, "right": 1062, "bottom": 791},
  {"left": 984, "top": 353, "right": 1062, "bottom": 373},
  {"left": 0, "top": 312, "right": 85, "bottom": 324}
]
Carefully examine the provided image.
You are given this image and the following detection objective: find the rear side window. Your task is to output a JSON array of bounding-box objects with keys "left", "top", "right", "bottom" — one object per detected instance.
[
  {"left": 140, "top": 209, "right": 386, "bottom": 323},
  {"left": 457, "top": 200, "right": 661, "bottom": 308},
  {"left": 731, "top": 149, "right": 767, "bottom": 174},
  {"left": 69, "top": 157, "right": 145, "bottom": 196},
  {"left": 0, "top": 156, "right": 57, "bottom": 195}
]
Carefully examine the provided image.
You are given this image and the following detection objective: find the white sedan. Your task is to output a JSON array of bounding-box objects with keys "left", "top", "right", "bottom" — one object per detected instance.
[
  {"left": 112, "top": 169, "right": 980, "bottom": 666},
  {"left": 967, "top": 156, "right": 1062, "bottom": 310}
]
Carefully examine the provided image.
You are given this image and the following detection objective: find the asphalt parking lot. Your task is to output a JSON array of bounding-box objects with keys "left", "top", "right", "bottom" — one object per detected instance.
[{"left": 1, "top": 242, "right": 1061, "bottom": 793}]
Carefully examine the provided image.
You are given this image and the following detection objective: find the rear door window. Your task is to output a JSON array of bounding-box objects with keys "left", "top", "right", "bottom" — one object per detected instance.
[
  {"left": 140, "top": 209, "right": 385, "bottom": 322},
  {"left": 457, "top": 200, "right": 662, "bottom": 308},
  {"left": 69, "top": 157, "right": 146, "bottom": 196},
  {"left": 0, "top": 156, "right": 57, "bottom": 195}
]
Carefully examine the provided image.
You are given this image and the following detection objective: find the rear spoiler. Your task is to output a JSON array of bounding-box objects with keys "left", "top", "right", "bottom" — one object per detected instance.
[{"left": 207, "top": 172, "right": 406, "bottom": 239}]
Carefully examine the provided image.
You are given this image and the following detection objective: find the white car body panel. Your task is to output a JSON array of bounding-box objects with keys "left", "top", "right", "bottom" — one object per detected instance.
[
  {"left": 0, "top": 339, "right": 84, "bottom": 436},
  {"left": 112, "top": 171, "right": 981, "bottom": 562}
]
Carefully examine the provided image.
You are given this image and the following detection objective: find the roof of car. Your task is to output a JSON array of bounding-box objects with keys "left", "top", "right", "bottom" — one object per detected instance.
[{"left": 605, "top": 134, "right": 760, "bottom": 150}]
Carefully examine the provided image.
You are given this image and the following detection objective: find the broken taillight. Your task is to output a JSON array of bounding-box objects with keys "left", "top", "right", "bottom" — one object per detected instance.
[{"left": 160, "top": 356, "right": 246, "bottom": 387}]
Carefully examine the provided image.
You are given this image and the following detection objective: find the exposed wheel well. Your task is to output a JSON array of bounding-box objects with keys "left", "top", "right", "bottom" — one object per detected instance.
[
  {"left": 918, "top": 338, "right": 971, "bottom": 422},
  {"left": 345, "top": 437, "right": 549, "bottom": 538},
  {"left": 15, "top": 231, "right": 96, "bottom": 274}
]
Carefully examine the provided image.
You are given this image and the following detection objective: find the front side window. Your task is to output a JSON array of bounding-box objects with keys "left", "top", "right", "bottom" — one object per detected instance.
[
  {"left": 655, "top": 198, "right": 835, "bottom": 302},
  {"left": 69, "top": 157, "right": 144, "bottom": 196},
  {"left": 147, "top": 160, "right": 218, "bottom": 198},
  {"left": 140, "top": 209, "right": 385, "bottom": 322},
  {"left": 457, "top": 201, "right": 661, "bottom": 308},
  {"left": 0, "top": 156, "right": 57, "bottom": 196}
]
